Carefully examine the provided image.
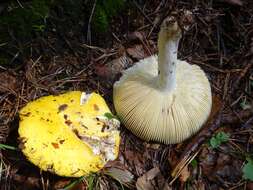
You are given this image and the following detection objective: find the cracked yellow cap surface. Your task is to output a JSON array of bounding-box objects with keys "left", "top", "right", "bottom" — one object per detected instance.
[{"left": 19, "top": 91, "right": 120, "bottom": 177}]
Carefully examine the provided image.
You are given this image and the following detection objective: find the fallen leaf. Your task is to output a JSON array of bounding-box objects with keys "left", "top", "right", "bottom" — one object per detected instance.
[
  {"left": 127, "top": 45, "right": 146, "bottom": 60},
  {"left": 222, "top": 0, "right": 243, "bottom": 6},
  {"left": 193, "top": 179, "right": 205, "bottom": 190},
  {"left": 104, "top": 167, "right": 134, "bottom": 186},
  {"left": 95, "top": 55, "right": 133, "bottom": 82},
  {"left": 247, "top": 182, "right": 253, "bottom": 190},
  {"left": 127, "top": 31, "right": 145, "bottom": 41},
  {"left": 243, "top": 158, "right": 253, "bottom": 181},
  {"left": 136, "top": 167, "right": 160, "bottom": 190},
  {"left": 179, "top": 166, "right": 190, "bottom": 182},
  {"left": 0, "top": 72, "right": 17, "bottom": 93},
  {"left": 54, "top": 177, "right": 87, "bottom": 190}
]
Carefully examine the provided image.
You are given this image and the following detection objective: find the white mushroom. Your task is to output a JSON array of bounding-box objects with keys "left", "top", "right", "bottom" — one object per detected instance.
[{"left": 113, "top": 13, "right": 212, "bottom": 144}]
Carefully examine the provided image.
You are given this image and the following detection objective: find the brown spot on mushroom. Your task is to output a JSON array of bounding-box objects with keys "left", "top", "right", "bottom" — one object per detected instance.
[
  {"left": 51, "top": 142, "right": 59, "bottom": 149},
  {"left": 21, "top": 112, "right": 31, "bottom": 117},
  {"left": 43, "top": 143, "right": 48, "bottom": 147},
  {"left": 65, "top": 120, "right": 72, "bottom": 126},
  {"left": 18, "top": 142, "right": 26, "bottom": 150},
  {"left": 59, "top": 139, "right": 65, "bottom": 144},
  {"left": 71, "top": 169, "right": 81, "bottom": 175},
  {"left": 93, "top": 104, "right": 99, "bottom": 111},
  {"left": 64, "top": 114, "right": 68, "bottom": 120},
  {"left": 72, "top": 129, "right": 82, "bottom": 139},
  {"left": 58, "top": 104, "right": 68, "bottom": 113},
  {"left": 95, "top": 164, "right": 101, "bottom": 169},
  {"left": 81, "top": 124, "right": 88, "bottom": 129},
  {"left": 101, "top": 125, "right": 106, "bottom": 132},
  {"left": 70, "top": 99, "right": 74, "bottom": 103}
]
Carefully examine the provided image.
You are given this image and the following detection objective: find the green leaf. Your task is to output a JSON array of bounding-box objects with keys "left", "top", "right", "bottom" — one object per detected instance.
[
  {"left": 0, "top": 143, "right": 17, "bottom": 150},
  {"left": 104, "top": 112, "right": 119, "bottom": 120},
  {"left": 92, "top": 0, "right": 125, "bottom": 32},
  {"left": 63, "top": 176, "right": 85, "bottom": 190},
  {"left": 242, "top": 158, "right": 253, "bottom": 181},
  {"left": 209, "top": 132, "right": 230, "bottom": 149},
  {"left": 190, "top": 159, "right": 198, "bottom": 168},
  {"left": 216, "top": 131, "right": 230, "bottom": 141}
]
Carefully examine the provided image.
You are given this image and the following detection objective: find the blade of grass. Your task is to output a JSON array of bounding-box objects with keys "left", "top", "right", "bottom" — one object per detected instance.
[
  {"left": 63, "top": 176, "right": 85, "bottom": 190},
  {"left": 0, "top": 143, "right": 17, "bottom": 150}
]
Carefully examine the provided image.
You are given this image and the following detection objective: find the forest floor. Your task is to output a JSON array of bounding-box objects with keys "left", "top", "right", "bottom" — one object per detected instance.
[{"left": 0, "top": 0, "right": 253, "bottom": 190}]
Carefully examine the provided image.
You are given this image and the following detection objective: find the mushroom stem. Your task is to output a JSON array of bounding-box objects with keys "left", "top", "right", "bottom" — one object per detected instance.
[{"left": 157, "top": 22, "right": 181, "bottom": 92}]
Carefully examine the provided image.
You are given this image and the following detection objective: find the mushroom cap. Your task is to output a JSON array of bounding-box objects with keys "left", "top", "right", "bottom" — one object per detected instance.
[
  {"left": 19, "top": 91, "right": 120, "bottom": 177},
  {"left": 113, "top": 56, "right": 212, "bottom": 144}
]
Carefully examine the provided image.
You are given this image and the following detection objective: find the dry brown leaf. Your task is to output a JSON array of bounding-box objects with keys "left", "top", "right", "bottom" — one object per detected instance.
[
  {"left": 54, "top": 179, "right": 72, "bottom": 189},
  {"left": 54, "top": 179, "right": 87, "bottom": 190},
  {"left": 0, "top": 72, "right": 17, "bottom": 93},
  {"left": 179, "top": 166, "right": 190, "bottom": 182},
  {"left": 95, "top": 55, "right": 133, "bottom": 82},
  {"left": 136, "top": 167, "right": 160, "bottom": 190},
  {"left": 127, "top": 45, "right": 146, "bottom": 60},
  {"left": 247, "top": 182, "right": 253, "bottom": 190},
  {"left": 127, "top": 31, "right": 145, "bottom": 41},
  {"left": 104, "top": 167, "right": 134, "bottom": 185},
  {"left": 193, "top": 179, "right": 205, "bottom": 190},
  {"left": 223, "top": 0, "right": 243, "bottom": 6}
]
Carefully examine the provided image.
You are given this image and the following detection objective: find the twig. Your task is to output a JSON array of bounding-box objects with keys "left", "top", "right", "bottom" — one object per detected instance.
[
  {"left": 222, "top": 109, "right": 253, "bottom": 125},
  {"left": 133, "top": 0, "right": 153, "bottom": 25},
  {"left": 233, "top": 59, "right": 253, "bottom": 88},
  {"left": 87, "top": 0, "right": 97, "bottom": 45}
]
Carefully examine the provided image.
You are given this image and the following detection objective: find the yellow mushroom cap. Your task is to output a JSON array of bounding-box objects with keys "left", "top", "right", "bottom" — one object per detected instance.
[
  {"left": 19, "top": 91, "right": 120, "bottom": 177},
  {"left": 113, "top": 15, "right": 212, "bottom": 144}
]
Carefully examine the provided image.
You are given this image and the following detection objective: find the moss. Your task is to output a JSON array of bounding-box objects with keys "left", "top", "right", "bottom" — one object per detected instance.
[
  {"left": 0, "top": 0, "right": 51, "bottom": 40},
  {"left": 92, "top": 0, "right": 125, "bottom": 32}
]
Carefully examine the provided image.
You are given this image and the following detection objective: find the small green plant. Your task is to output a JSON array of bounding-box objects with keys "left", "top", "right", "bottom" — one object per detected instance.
[
  {"left": 242, "top": 157, "right": 253, "bottom": 181},
  {"left": 92, "top": 0, "right": 125, "bottom": 32},
  {"left": 63, "top": 174, "right": 97, "bottom": 190},
  {"left": 32, "top": 24, "right": 46, "bottom": 32},
  {"left": 63, "top": 176, "right": 85, "bottom": 190},
  {"left": 104, "top": 112, "right": 119, "bottom": 120},
  {"left": 0, "top": 0, "right": 51, "bottom": 40},
  {"left": 190, "top": 159, "right": 198, "bottom": 169},
  {"left": 209, "top": 131, "right": 230, "bottom": 149}
]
